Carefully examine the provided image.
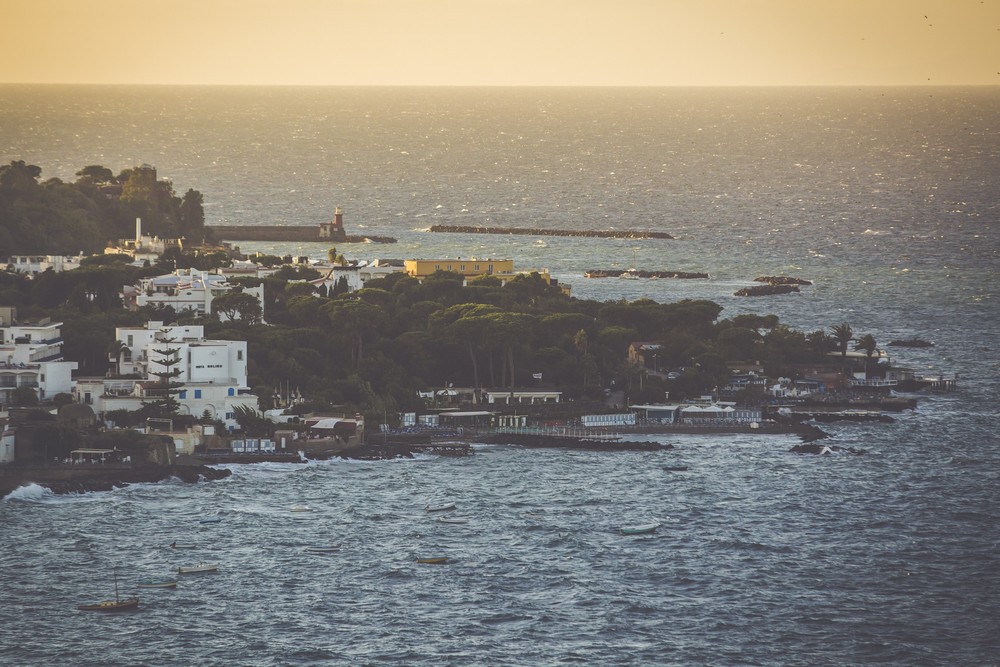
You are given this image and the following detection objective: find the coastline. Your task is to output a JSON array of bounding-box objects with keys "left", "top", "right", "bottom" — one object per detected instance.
[{"left": 0, "top": 463, "right": 232, "bottom": 498}]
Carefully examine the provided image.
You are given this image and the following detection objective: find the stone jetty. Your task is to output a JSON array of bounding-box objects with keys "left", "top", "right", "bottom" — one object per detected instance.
[
  {"left": 429, "top": 225, "right": 674, "bottom": 240},
  {"left": 477, "top": 433, "right": 673, "bottom": 451},
  {"left": 209, "top": 225, "right": 396, "bottom": 244}
]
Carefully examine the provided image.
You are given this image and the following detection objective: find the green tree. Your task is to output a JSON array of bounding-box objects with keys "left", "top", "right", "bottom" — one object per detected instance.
[
  {"left": 212, "top": 291, "right": 263, "bottom": 325},
  {"left": 831, "top": 322, "right": 854, "bottom": 356},
  {"left": 11, "top": 386, "right": 39, "bottom": 407}
]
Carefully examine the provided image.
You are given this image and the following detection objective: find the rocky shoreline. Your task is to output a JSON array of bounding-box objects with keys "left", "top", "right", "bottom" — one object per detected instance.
[
  {"left": 0, "top": 464, "right": 232, "bottom": 498},
  {"left": 428, "top": 225, "right": 673, "bottom": 240}
]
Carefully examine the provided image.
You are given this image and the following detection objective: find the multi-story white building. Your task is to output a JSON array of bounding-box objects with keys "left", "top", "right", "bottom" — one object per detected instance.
[
  {"left": 0, "top": 308, "right": 78, "bottom": 407},
  {"left": 126, "top": 268, "right": 264, "bottom": 321},
  {"left": 75, "top": 321, "right": 258, "bottom": 431}
]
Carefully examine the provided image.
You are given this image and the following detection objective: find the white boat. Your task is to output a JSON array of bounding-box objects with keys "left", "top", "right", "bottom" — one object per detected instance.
[
  {"left": 424, "top": 502, "right": 456, "bottom": 512},
  {"left": 620, "top": 523, "right": 660, "bottom": 536},
  {"left": 303, "top": 545, "right": 339, "bottom": 553},
  {"left": 177, "top": 563, "right": 219, "bottom": 574},
  {"left": 436, "top": 516, "right": 469, "bottom": 524}
]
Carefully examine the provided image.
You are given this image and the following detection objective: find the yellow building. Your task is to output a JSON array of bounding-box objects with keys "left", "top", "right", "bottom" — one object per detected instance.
[
  {"left": 404, "top": 258, "right": 515, "bottom": 279},
  {"left": 403, "top": 258, "right": 569, "bottom": 294}
]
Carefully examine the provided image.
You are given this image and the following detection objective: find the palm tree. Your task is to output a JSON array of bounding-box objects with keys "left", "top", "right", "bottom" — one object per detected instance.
[
  {"left": 830, "top": 322, "right": 853, "bottom": 356},
  {"left": 854, "top": 333, "right": 879, "bottom": 379},
  {"left": 854, "top": 333, "right": 878, "bottom": 357}
]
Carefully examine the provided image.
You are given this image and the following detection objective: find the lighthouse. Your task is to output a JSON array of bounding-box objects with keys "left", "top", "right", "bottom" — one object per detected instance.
[{"left": 319, "top": 207, "right": 347, "bottom": 241}]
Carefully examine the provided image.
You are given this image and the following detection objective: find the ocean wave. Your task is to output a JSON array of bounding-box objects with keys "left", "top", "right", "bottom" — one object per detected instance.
[{"left": 3, "top": 483, "right": 55, "bottom": 502}]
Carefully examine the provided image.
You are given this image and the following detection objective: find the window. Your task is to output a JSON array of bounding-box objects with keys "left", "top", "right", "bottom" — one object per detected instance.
[
  {"left": 179, "top": 390, "right": 187, "bottom": 399},
  {"left": 237, "top": 350, "right": 243, "bottom": 361},
  {"left": 227, "top": 387, "right": 235, "bottom": 396},
  {"left": 194, "top": 389, "right": 202, "bottom": 399},
  {"left": 84, "top": 392, "right": 92, "bottom": 405}
]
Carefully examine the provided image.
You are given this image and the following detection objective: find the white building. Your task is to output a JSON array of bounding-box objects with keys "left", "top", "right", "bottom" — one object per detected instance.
[
  {"left": 75, "top": 321, "right": 258, "bottom": 431},
  {"left": 0, "top": 311, "right": 78, "bottom": 407},
  {"left": 104, "top": 217, "right": 183, "bottom": 264},
  {"left": 299, "top": 259, "right": 406, "bottom": 294},
  {"left": 4, "top": 254, "right": 85, "bottom": 276},
  {"left": 128, "top": 268, "right": 264, "bottom": 321}
]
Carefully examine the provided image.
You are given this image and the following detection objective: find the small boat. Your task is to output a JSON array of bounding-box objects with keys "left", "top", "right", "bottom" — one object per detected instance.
[
  {"left": 198, "top": 517, "right": 222, "bottom": 524},
  {"left": 169, "top": 542, "right": 197, "bottom": 549},
  {"left": 78, "top": 567, "right": 140, "bottom": 612},
  {"left": 416, "top": 557, "right": 449, "bottom": 564},
  {"left": 620, "top": 523, "right": 660, "bottom": 536},
  {"left": 662, "top": 465, "right": 689, "bottom": 472},
  {"left": 436, "top": 516, "right": 469, "bottom": 524},
  {"left": 290, "top": 505, "right": 314, "bottom": 513},
  {"left": 424, "top": 502, "right": 456, "bottom": 512},
  {"left": 177, "top": 563, "right": 219, "bottom": 574},
  {"left": 303, "top": 545, "right": 339, "bottom": 553},
  {"left": 137, "top": 580, "right": 177, "bottom": 589}
]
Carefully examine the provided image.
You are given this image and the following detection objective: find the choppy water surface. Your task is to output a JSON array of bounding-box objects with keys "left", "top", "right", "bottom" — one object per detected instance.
[
  {"left": 1, "top": 86, "right": 999, "bottom": 665},
  {"left": 3, "top": 422, "right": 997, "bottom": 666}
]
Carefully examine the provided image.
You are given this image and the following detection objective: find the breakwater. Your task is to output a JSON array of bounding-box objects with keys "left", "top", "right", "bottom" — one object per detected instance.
[
  {"left": 584, "top": 269, "right": 708, "bottom": 279},
  {"left": 478, "top": 433, "right": 673, "bottom": 451},
  {"left": 429, "top": 225, "right": 673, "bottom": 240},
  {"left": 208, "top": 225, "right": 397, "bottom": 243}
]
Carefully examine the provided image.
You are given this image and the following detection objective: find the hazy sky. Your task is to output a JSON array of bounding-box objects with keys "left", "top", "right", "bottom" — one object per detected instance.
[{"left": 3, "top": 0, "right": 998, "bottom": 86}]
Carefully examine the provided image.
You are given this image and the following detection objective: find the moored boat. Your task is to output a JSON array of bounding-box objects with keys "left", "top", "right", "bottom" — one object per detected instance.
[
  {"left": 424, "top": 502, "right": 456, "bottom": 512},
  {"left": 436, "top": 516, "right": 469, "bottom": 524},
  {"left": 178, "top": 563, "right": 219, "bottom": 574},
  {"left": 620, "top": 523, "right": 660, "bottom": 536},
  {"left": 416, "top": 557, "right": 449, "bottom": 564},
  {"left": 198, "top": 516, "right": 222, "bottom": 524},
  {"left": 137, "top": 580, "right": 177, "bottom": 589},
  {"left": 303, "top": 545, "right": 339, "bottom": 553},
  {"left": 78, "top": 567, "right": 140, "bottom": 612}
]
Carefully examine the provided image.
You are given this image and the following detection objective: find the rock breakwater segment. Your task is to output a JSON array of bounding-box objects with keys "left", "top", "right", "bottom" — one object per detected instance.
[
  {"left": 429, "top": 225, "right": 673, "bottom": 240},
  {"left": 584, "top": 269, "right": 708, "bottom": 279}
]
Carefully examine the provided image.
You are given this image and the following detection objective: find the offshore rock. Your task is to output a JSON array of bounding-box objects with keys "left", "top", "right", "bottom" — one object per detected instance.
[
  {"left": 735, "top": 284, "right": 800, "bottom": 297},
  {"left": 753, "top": 276, "right": 813, "bottom": 286},
  {"left": 791, "top": 444, "right": 868, "bottom": 456}
]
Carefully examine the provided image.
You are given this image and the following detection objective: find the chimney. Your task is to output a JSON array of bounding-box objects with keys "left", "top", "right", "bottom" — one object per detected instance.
[{"left": 136, "top": 217, "right": 142, "bottom": 244}]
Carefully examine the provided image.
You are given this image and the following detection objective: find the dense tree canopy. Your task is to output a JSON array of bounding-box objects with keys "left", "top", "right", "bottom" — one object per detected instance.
[{"left": 0, "top": 161, "right": 206, "bottom": 254}]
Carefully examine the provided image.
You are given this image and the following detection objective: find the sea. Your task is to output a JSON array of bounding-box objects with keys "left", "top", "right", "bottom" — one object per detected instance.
[{"left": 1, "top": 85, "right": 998, "bottom": 666}]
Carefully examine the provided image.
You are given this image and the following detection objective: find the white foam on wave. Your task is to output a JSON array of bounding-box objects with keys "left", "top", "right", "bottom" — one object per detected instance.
[{"left": 2, "top": 482, "right": 53, "bottom": 502}]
